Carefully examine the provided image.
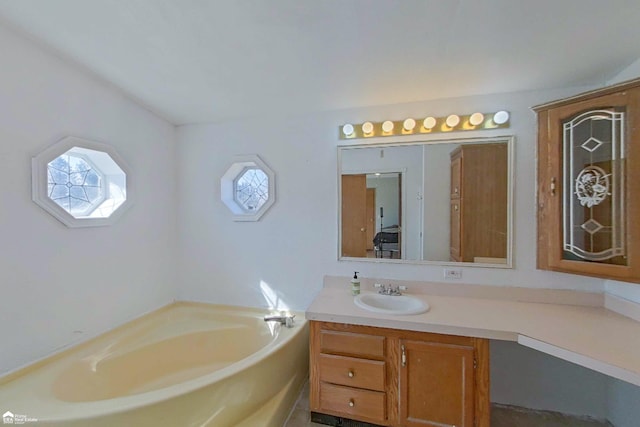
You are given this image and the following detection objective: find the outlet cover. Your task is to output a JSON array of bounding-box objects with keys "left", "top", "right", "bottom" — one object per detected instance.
[{"left": 444, "top": 268, "right": 462, "bottom": 280}]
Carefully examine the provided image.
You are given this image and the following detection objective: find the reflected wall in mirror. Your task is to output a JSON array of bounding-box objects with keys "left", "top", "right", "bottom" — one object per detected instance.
[{"left": 339, "top": 136, "right": 513, "bottom": 267}]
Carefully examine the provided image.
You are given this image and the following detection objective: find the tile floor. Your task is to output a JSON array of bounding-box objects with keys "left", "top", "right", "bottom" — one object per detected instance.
[{"left": 283, "top": 383, "right": 613, "bottom": 427}]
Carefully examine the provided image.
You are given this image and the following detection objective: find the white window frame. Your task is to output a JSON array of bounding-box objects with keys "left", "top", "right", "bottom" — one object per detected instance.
[
  {"left": 221, "top": 154, "right": 276, "bottom": 221},
  {"left": 32, "top": 136, "right": 132, "bottom": 228}
]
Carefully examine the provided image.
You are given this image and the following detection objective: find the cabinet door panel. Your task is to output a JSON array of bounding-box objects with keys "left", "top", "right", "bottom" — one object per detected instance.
[{"left": 399, "top": 340, "right": 475, "bottom": 427}]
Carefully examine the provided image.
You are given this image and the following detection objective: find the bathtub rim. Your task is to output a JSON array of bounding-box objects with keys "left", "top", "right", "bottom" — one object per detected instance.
[
  {"left": 0, "top": 301, "right": 178, "bottom": 385},
  {"left": 0, "top": 302, "right": 308, "bottom": 422}
]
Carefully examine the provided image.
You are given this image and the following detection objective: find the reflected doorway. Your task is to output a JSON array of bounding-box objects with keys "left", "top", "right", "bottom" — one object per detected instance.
[{"left": 341, "top": 172, "right": 402, "bottom": 259}]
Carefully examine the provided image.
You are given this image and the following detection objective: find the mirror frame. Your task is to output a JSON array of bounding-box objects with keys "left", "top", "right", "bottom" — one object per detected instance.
[{"left": 338, "top": 135, "right": 515, "bottom": 268}]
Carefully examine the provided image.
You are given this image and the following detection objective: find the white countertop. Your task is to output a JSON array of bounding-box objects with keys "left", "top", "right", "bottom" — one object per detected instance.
[{"left": 306, "top": 279, "right": 640, "bottom": 387}]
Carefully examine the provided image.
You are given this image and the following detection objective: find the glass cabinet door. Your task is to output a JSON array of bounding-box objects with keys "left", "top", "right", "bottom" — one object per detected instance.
[
  {"left": 562, "top": 108, "right": 626, "bottom": 265},
  {"left": 536, "top": 81, "right": 640, "bottom": 283}
]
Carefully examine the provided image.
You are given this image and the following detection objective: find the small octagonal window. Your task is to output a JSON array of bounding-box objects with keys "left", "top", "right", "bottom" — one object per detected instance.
[
  {"left": 33, "top": 137, "right": 131, "bottom": 227},
  {"left": 221, "top": 155, "right": 275, "bottom": 221}
]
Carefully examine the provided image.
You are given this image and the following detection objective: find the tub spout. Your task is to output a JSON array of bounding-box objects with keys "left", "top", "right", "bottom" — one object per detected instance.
[{"left": 264, "top": 312, "right": 295, "bottom": 328}]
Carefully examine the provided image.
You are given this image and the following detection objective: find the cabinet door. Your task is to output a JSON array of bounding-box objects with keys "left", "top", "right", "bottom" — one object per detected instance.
[
  {"left": 537, "top": 83, "right": 640, "bottom": 283},
  {"left": 399, "top": 340, "right": 474, "bottom": 427}
]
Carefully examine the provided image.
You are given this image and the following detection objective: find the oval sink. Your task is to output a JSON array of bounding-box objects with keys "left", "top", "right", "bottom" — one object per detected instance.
[{"left": 354, "top": 293, "right": 429, "bottom": 315}]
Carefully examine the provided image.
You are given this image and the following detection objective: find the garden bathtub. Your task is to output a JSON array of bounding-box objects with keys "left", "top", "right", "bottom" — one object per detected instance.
[{"left": 0, "top": 302, "right": 309, "bottom": 426}]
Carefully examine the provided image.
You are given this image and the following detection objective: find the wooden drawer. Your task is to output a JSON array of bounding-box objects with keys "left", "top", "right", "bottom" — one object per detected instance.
[
  {"left": 320, "top": 330, "right": 385, "bottom": 359},
  {"left": 319, "top": 354, "right": 385, "bottom": 391},
  {"left": 319, "top": 382, "right": 386, "bottom": 423}
]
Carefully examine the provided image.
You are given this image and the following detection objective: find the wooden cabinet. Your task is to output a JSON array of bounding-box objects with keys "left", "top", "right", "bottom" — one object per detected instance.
[
  {"left": 535, "top": 79, "right": 640, "bottom": 283},
  {"left": 399, "top": 340, "right": 475, "bottom": 426},
  {"left": 449, "top": 144, "right": 508, "bottom": 262},
  {"left": 310, "top": 321, "right": 490, "bottom": 427}
]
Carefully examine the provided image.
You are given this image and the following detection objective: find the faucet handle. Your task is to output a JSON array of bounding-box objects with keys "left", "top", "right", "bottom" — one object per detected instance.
[
  {"left": 375, "top": 283, "right": 391, "bottom": 294},
  {"left": 285, "top": 315, "right": 295, "bottom": 328}
]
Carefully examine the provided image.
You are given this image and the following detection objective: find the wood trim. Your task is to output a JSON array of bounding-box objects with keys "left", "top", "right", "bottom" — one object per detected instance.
[
  {"left": 386, "top": 336, "right": 400, "bottom": 425},
  {"left": 310, "top": 321, "right": 322, "bottom": 411},
  {"left": 474, "top": 338, "right": 491, "bottom": 427},
  {"left": 532, "top": 77, "right": 640, "bottom": 112}
]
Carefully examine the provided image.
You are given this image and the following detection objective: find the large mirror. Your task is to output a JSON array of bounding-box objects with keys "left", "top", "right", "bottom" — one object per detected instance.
[{"left": 339, "top": 136, "right": 513, "bottom": 267}]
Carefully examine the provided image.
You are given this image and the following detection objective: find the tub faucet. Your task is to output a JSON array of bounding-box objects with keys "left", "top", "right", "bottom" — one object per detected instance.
[{"left": 264, "top": 312, "right": 295, "bottom": 328}]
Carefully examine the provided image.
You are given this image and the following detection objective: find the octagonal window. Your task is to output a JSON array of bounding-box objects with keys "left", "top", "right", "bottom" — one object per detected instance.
[
  {"left": 221, "top": 155, "right": 275, "bottom": 221},
  {"left": 33, "top": 137, "right": 131, "bottom": 227}
]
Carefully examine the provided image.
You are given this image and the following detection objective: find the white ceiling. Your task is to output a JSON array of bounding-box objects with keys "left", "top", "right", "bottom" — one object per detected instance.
[{"left": 1, "top": 0, "right": 640, "bottom": 125}]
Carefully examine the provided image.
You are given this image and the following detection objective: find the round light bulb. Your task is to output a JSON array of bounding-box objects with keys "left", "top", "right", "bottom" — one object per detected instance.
[
  {"left": 342, "top": 123, "right": 354, "bottom": 136},
  {"left": 446, "top": 114, "right": 460, "bottom": 128},
  {"left": 403, "top": 118, "right": 416, "bottom": 131},
  {"left": 382, "top": 120, "right": 394, "bottom": 133},
  {"left": 423, "top": 117, "right": 436, "bottom": 129},
  {"left": 469, "top": 112, "right": 484, "bottom": 126},
  {"left": 362, "top": 121, "right": 374, "bottom": 134},
  {"left": 493, "top": 110, "right": 510, "bottom": 125}
]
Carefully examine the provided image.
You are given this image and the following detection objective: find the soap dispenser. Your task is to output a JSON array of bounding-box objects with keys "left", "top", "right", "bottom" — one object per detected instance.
[{"left": 351, "top": 272, "right": 361, "bottom": 296}]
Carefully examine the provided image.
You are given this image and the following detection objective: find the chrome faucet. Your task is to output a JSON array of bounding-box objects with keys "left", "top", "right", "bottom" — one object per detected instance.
[
  {"left": 374, "top": 283, "right": 406, "bottom": 296},
  {"left": 264, "top": 312, "right": 296, "bottom": 328}
]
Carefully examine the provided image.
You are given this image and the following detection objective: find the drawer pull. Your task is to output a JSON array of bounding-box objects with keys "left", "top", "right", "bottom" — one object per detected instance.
[
  {"left": 349, "top": 399, "right": 355, "bottom": 407},
  {"left": 348, "top": 370, "right": 354, "bottom": 378}
]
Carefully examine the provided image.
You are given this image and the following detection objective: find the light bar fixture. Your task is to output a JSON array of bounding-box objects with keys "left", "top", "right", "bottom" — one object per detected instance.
[{"left": 340, "top": 111, "right": 510, "bottom": 140}]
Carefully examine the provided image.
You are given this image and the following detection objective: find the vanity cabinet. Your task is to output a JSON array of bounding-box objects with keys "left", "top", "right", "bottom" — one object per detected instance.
[
  {"left": 449, "top": 144, "right": 508, "bottom": 263},
  {"left": 535, "top": 78, "right": 640, "bottom": 283},
  {"left": 310, "top": 321, "right": 490, "bottom": 427}
]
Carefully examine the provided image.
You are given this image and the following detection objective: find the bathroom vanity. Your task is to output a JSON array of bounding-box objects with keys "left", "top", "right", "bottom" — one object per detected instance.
[
  {"left": 306, "top": 276, "right": 640, "bottom": 427},
  {"left": 310, "top": 321, "right": 489, "bottom": 426}
]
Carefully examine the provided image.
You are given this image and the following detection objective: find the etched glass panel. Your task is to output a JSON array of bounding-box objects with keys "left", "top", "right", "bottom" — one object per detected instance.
[
  {"left": 47, "top": 153, "right": 103, "bottom": 216},
  {"left": 234, "top": 168, "right": 269, "bottom": 212},
  {"left": 562, "top": 109, "right": 626, "bottom": 263}
]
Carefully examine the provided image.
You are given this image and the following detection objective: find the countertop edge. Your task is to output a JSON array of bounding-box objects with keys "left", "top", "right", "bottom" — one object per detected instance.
[{"left": 306, "top": 284, "right": 640, "bottom": 388}]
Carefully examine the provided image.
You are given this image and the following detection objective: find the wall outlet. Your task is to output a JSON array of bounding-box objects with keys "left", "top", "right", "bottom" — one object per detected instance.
[{"left": 444, "top": 268, "right": 462, "bottom": 280}]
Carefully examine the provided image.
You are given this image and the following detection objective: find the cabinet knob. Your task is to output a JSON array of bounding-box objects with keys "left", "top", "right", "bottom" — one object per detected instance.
[
  {"left": 360, "top": 228, "right": 365, "bottom": 232},
  {"left": 348, "top": 370, "right": 354, "bottom": 378},
  {"left": 454, "top": 187, "right": 459, "bottom": 194},
  {"left": 454, "top": 204, "right": 459, "bottom": 211},
  {"left": 349, "top": 399, "right": 355, "bottom": 407}
]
